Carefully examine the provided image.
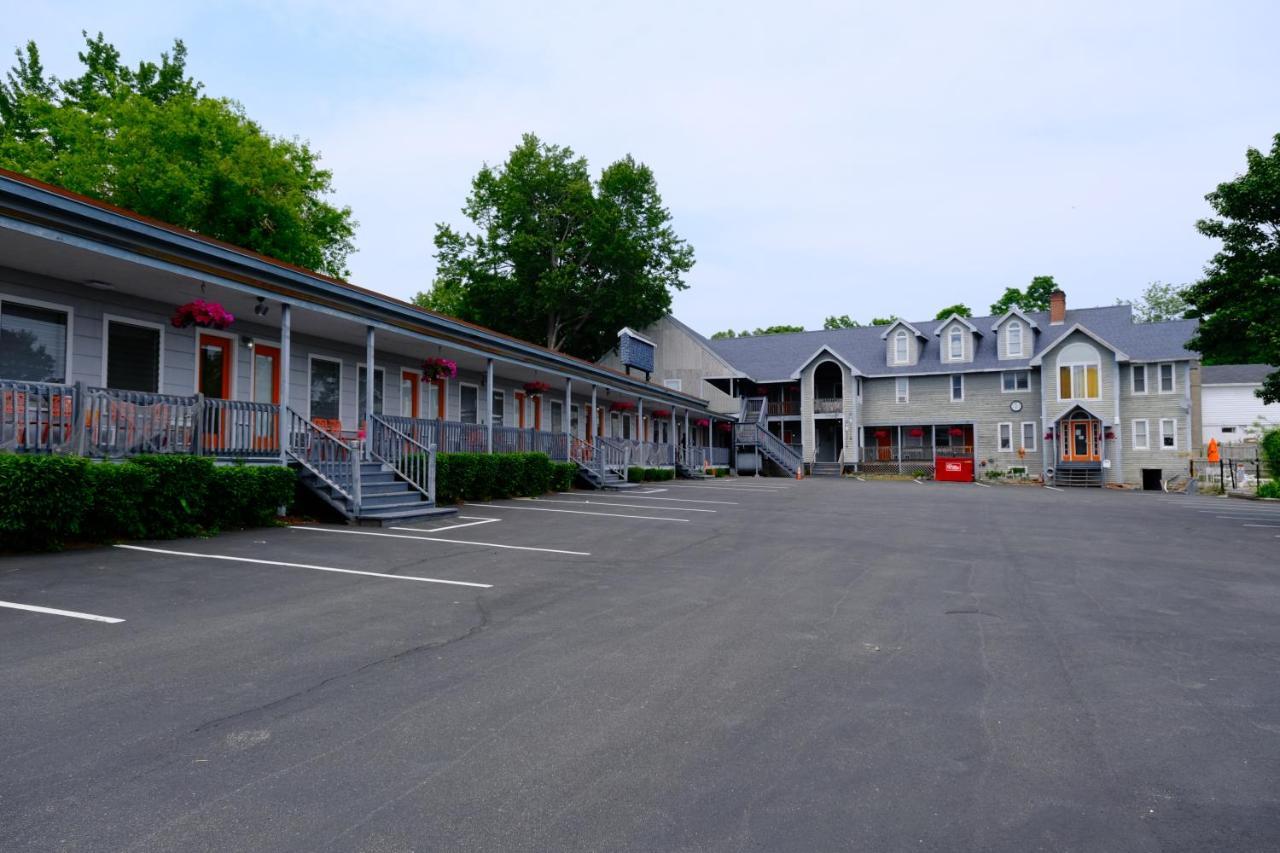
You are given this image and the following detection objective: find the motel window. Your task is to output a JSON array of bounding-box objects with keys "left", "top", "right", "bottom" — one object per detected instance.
[
  {"left": 1133, "top": 419, "right": 1149, "bottom": 450},
  {"left": 1160, "top": 418, "right": 1177, "bottom": 449},
  {"left": 1159, "top": 363, "right": 1175, "bottom": 393},
  {"left": 663, "top": 378, "right": 682, "bottom": 391},
  {"left": 895, "top": 376, "right": 909, "bottom": 403},
  {"left": 460, "top": 384, "right": 479, "bottom": 424},
  {"left": 950, "top": 374, "right": 963, "bottom": 401},
  {"left": 1001, "top": 370, "right": 1029, "bottom": 392},
  {"left": 949, "top": 328, "right": 963, "bottom": 360},
  {"left": 357, "top": 366, "right": 384, "bottom": 416},
  {"left": 1131, "top": 364, "right": 1147, "bottom": 394},
  {"left": 309, "top": 357, "right": 341, "bottom": 421},
  {"left": 105, "top": 318, "right": 161, "bottom": 393},
  {"left": 491, "top": 390, "right": 505, "bottom": 426},
  {"left": 998, "top": 422, "right": 1013, "bottom": 451},
  {"left": 1059, "top": 363, "right": 1100, "bottom": 400},
  {"left": 894, "top": 330, "right": 908, "bottom": 363},
  {"left": 1, "top": 299, "right": 69, "bottom": 383},
  {"left": 1006, "top": 321, "right": 1023, "bottom": 357},
  {"left": 1021, "top": 421, "right": 1036, "bottom": 452},
  {"left": 549, "top": 400, "right": 564, "bottom": 433}
]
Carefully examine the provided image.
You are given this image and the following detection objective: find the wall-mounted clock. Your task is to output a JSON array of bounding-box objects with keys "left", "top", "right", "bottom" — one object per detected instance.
[{"left": 1010, "top": 400, "right": 1024, "bottom": 412}]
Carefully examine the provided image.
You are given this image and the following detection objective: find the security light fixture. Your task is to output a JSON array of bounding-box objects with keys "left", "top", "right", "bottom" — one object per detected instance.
[
  {"left": 242, "top": 335, "right": 255, "bottom": 349},
  {"left": 253, "top": 297, "right": 269, "bottom": 317}
]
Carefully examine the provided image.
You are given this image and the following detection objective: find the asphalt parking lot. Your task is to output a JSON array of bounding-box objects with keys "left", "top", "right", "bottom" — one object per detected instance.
[{"left": 2, "top": 478, "right": 1279, "bottom": 852}]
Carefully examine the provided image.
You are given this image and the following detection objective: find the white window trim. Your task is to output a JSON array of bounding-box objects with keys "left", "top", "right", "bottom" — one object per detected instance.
[
  {"left": 1132, "top": 418, "right": 1150, "bottom": 450},
  {"left": 998, "top": 421, "right": 1014, "bottom": 452},
  {"left": 1000, "top": 370, "right": 1029, "bottom": 393},
  {"left": 101, "top": 313, "right": 165, "bottom": 393},
  {"left": 895, "top": 376, "right": 909, "bottom": 403},
  {"left": 1157, "top": 362, "right": 1176, "bottom": 394},
  {"left": 948, "top": 328, "right": 964, "bottom": 361},
  {"left": 894, "top": 330, "right": 909, "bottom": 364},
  {"left": 1057, "top": 361, "right": 1101, "bottom": 401},
  {"left": 191, "top": 327, "right": 238, "bottom": 398},
  {"left": 662, "top": 377, "right": 682, "bottom": 391},
  {"left": 950, "top": 374, "right": 964, "bottom": 402},
  {"left": 1159, "top": 418, "right": 1177, "bottom": 450},
  {"left": 306, "top": 354, "right": 344, "bottom": 423},
  {"left": 1020, "top": 421, "right": 1037, "bottom": 452},
  {"left": 1130, "top": 363, "right": 1147, "bottom": 395},
  {"left": 356, "top": 362, "right": 386, "bottom": 417},
  {"left": 399, "top": 367, "right": 422, "bottom": 418},
  {"left": 1, "top": 292, "right": 76, "bottom": 384},
  {"left": 1007, "top": 322, "right": 1024, "bottom": 358},
  {"left": 458, "top": 381, "right": 480, "bottom": 424}
]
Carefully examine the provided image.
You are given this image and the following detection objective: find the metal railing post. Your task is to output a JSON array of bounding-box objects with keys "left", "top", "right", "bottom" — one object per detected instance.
[
  {"left": 428, "top": 443, "right": 437, "bottom": 504},
  {"left": 350, "top": 447, "right": 362, "bottom": 514},
  {"left": 192, "top": 393, "right": 205, "bottom": 455},
  {"left": 72, "top": 381, "right": 87, "bottom": 456}
]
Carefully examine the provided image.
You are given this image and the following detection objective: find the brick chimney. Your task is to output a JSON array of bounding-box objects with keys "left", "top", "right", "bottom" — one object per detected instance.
[{"left": 1049, "top": 289, "right": 1066, "bottom": 325}]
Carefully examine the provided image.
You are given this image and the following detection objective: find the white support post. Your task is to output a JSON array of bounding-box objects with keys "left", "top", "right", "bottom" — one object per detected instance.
[
  {"left": 364, "top": 325, "right": 375, "bottom": 460},
  {"left": 637, "top": 397, "right": 644, "bottom": 444},
  {"left": 590, "top": 385, "right": 598, "bottom": 441},
  {"left": 897, "top": 425, "right": 903, "bottom": 474},
  {"left": 563, "top": 377, "right": 572, "bottom": 459},
  {"left": 278, "top": 303, "right": 291, "bottom": 464},
  {"left": 670, "top": 409, "right": 677, "bottom": 465},
  {"left": 485, "top": 358, "right": 494, "bottom": 453}
]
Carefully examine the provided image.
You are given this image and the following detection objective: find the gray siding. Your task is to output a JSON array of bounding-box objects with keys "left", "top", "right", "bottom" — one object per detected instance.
[
  {"left": 997, "top": 318, "right": 1032, "bottom": 360},
  {"left": 1118, "top": 360, "right": 1193, "bottom": 485},
  {"left": 883, "top": 325, "right": 920, "bottom": 367},
  {"left": 598, "top": 316, "right": 737, "bottom": 414},
  {"left": 936, "top": 319, "right": 975, "bottom": 366}
]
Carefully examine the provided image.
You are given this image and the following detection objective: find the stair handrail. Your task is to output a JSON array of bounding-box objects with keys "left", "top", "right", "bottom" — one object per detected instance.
[
  {"left": 368, "top": 414, "right": 436, "bottom": 503},
  {"left": 735, "top": 422, "right": 802, "bottom": 475},
  {"left": 285, "top": 407, "right": 360, "bottom": 511}
]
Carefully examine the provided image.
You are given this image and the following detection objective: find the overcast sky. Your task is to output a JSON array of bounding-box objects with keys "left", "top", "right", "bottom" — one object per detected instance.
[{"left": 9, "top": 1, "right": 1280, "bottom": 334}]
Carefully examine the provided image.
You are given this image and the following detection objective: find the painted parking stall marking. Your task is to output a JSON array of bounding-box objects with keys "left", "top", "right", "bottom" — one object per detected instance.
[
  {"left": 115, "top": 544, "right": 495, "bottom": 587},
  {"left": 566, "top": 492, "right": 739, "bottom": 505},
  {"left": 289, "top": 525, "right": 590, "bottom": 556},
  {"left": 523, "top": 497, "right": 717, "bottom": 513},
  {"left": 0, "top": 600, "right": 125, "bottom": 624},
  {"left": 468, "top": 502, "right": 690, "bottom": 522}
]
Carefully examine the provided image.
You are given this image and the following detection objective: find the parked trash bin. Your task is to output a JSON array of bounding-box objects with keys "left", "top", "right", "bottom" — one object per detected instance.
[{"left": 936, "top": 457, "right": 974, "bottom": 482}]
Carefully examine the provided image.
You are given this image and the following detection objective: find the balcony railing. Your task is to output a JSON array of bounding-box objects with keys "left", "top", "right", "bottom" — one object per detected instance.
[
  {"left": 814, "top": 397, "right": 843, "bottom": 414},
  {"left": 767, "top": 400, "right": 801, "bottom": 417}
]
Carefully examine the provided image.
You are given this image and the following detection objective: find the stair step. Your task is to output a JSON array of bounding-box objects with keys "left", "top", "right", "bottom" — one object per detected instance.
[
  {"left": 361, "top": 482, "right": 413, "bottom": 496},
  {"left": 361, "top": 493, "right": 429, "bottom": 509},
  {"left": 355, "top": 505, "right": 458, "bottom": 526}
]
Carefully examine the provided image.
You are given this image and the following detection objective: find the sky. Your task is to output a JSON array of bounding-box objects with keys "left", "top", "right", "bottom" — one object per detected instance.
[{"left": 6, "top": 1, "right": 1280, "bottom": 335}]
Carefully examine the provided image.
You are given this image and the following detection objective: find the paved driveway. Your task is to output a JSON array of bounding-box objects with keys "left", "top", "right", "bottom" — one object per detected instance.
[{"left": 2, "top": 479, "right": 1278, "bottom": 852}]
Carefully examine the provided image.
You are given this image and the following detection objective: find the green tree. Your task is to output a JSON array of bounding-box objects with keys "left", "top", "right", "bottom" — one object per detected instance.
[
  {"left": 710, "top": 329, "right": 738, "bottom": 339},
  {"left": 989, "top": 275, "right": 1060, "bottom": 314},
  {"left": 933, "top": 303, "right": 972, "bottom": 320},
  {"left": 869, "top": 316, "right": 900, "bottom": 326},
  {"left": 1119, "top": 281, "right": 1190, "bottom": 323},
  {"left": 823, "top": 314, "right": 860, "bottom": 329},
  {"left": 1186, "top": 133, "right": 1280, "bottom": 403},
  {"left": 751, "top": 325, "right": 804, "bottom": 336},
  {"left": 419, "top": 133, "right": 694, "bottom": 360},
  {"left": 0, "top": 33, "right": 356, "bottom": 277}
]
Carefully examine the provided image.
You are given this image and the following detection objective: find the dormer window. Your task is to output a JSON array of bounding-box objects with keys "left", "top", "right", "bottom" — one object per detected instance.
[
  {"left": 1008, "top": 322, "right": 1023, "bottom": 357},
  {"left": 948, "top": 327, "right": 963, "bottom": 360},
  {"left": 894, "top": 330, "right": 908, "bottom": 364}
]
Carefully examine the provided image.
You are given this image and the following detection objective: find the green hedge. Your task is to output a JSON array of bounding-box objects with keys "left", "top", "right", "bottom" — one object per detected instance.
[
  {"left": 435, "top": 452, "right": 568, "bottom": 504},
  {"left": 1261, "top": 428, "right": 1280, "bottom": 480},
  {"left": 626, "top": 466, "right": 676, "bottom": 483},
  {"left": 0, "top": 454, "right": 296, "bottom": 551},
  {"left": 550, "top": 462, "right": 577, "bottom": 492}
]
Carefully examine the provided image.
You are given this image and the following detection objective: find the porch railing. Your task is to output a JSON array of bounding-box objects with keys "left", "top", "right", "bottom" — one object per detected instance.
[
  {"left": 199, "top": 398, "right": 280, "bottom": 457},
  {"left": 859, "top": 444, "right": 975, "bottom": 463},
  {"left": 82, "top": 387, "right": 198, "bottom": 458},
  {"left": 814, "top": 397, "right": 843, "bottom": 414},
  {"left": 1, "top": 379, "right": 77, "bottom": 453},
  {"left": 492, "top": 425, "right": 569, "bottom": 460},
  {"left": 285, "top": 407, "right": 359, "bottom": 509},
  {"left": 368, "top": 414, "right": 435, "bottom": 503},
  {"left": 767, "top": 401, "right": 801, "bottom": 417}
]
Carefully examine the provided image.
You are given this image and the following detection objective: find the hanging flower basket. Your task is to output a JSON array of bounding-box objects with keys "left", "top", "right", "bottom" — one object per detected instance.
[
  {"left": 717, "top": 422, "right": 733, "bottom": 433},
  {"left": 611, "top": 401, "right": 636, "bottom": 412},
  {"left": 1104, "top": 430, "right": 1116, "bottom": 440},
  {"left": 523, "top": 381, "right": 552, "bottom": 395},
  {"left": 874, "top": 429, "right": 889, "bottom": 439},
  {"left": 421, "top": 356, "right": 457, "bottom": 382},
  {"left": 908, "top": 427, "right": 924, "bottom": 437},
  {"left": 695, "top": 418, "right": 711, "bottom": 428},
  {"left": 948, "top": 427, "right": 965, "bottom": 437},
  {"left": 171, "top": 299, "right": 234, "bottom": 330},
  {"left": 1044, "top": 430, "right": 1054, "bottom": 440},
  {"left": 650, "top": 408, "right": 671, "bottom": 418},
  {"left": 755, "top": 385, "right": 770, "bottom": 395}
]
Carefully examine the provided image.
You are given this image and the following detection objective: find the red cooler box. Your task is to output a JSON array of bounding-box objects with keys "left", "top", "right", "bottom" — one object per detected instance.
[{"left": 936, "top": 458, "right": 974, "bottom": 482}]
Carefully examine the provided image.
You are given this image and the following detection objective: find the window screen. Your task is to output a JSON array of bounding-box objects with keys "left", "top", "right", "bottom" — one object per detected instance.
[
  {"left": 106, "top": 321, "right": 160, "bottom": 393},
  {"left": 1, "top": 302, "right": 68, "bottom": 383},
  {"left": 460, "top": 385, "right": 478, "bottom": 424},
  {"left": 309, "top": 358, "right": 341, "bottom": 421}
]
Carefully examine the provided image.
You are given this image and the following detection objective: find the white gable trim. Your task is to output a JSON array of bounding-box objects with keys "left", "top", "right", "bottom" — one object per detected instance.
[
  {"left": 932, "top": 314, "right": 982, "bottom": 336},
  {"left": 1028, "top": 324, "right": 1129, "bottom": 366},
  {"left": 789, "top": 345, "right": 862, "bottom": 379},
  {"left": 878, "top": 319, "right": 927, "bottom": 340},
  {"left": 990, "top": 307, "right": 1040, "bottom": 332},
  {"left": 1050, "top": 401, "right": 1111, "bottom": 424},
  {"left": 617, "top": 326, "right": 656, "bottom": 347}
]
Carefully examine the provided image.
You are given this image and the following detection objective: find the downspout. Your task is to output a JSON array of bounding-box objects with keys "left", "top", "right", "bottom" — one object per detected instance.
[
  {"left": 485, "top": 358, "right": 494, "bottom": 454},
  {"left": 364, "top": 325, "right": 375, "bottom": 461},
  {"left": 564, "top": 377, "right": 572, "bottom": 461}
]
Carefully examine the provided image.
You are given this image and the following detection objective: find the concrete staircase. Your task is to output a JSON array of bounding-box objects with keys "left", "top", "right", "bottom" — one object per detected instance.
[
  {"left": 298, "top": 460, "right": 457, "bottom": 525},
  {"left": 809, "top": 461, "right": 843, "bottom": 477}
]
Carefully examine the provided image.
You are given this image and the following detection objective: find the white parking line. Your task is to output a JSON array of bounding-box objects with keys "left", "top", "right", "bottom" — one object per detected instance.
[
  {"left": 1044, "top": 485, "right": 1064, "bottom": 492},
  {"left": 466, "top": 502, "right": 688, "bottom": 522},
  {"left": 911, "top": 479, "right": 924, "bottom": 485},
  {"left": 973, "top": 481, "right": 992, "bottom": 488},
  {"left": 396, "top": 517, "right": 501, "bottom": 534},
  {"left": 856, "top": 476, "right": 866, "bottom": 482},
  {"left": 560, "top": 492, "right": 738, "bottom": 505},
  {"left": 115, "top": 544, "right": 494, "bottom": 587},
  {"left": 655, "top": 484, "right": 788, "bottom": 493},
  {"left": 0, "top": 600, "right": 125, "bottom": 624},
  {"left": 520, "top": 497, "right": 716, "bottom": 513},
  {"left": 1244, "top": 523, "right": 1280, "bottom": 529},
  {"left": 289, "top": 525, "right": 589, "bottom": 556},
  {"left": 1214, "top": 514, "right": 1280, "bottom": 521}
]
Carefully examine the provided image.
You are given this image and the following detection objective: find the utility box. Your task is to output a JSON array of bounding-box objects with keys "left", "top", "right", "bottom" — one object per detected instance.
[{"left": 936, "top": 457, "right": 974, "bottom": 482}]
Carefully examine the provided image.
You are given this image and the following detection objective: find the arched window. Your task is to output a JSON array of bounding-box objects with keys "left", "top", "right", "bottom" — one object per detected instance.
[
  {"left": 1007, "top": 321, "right": 1023, "bottom": 357},
  {"left": 1057, "top": 341, "right": 1100, "bottom": 400},
  {"left": 894, "top": 330, "right": 909, "bottom": 363},
  {"left": 949, "top": 327, "right": 964, "bottom": 360}
]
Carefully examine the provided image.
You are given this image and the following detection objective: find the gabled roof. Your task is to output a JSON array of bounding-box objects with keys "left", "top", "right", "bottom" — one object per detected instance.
[
  {"left": 879, "top": 319, "right": 928, "bottom": 340},
  {"left": 1028, "top": 323, "right": 1129, "bottom": 366},
  {"left": 788, "top": 345, "right": 862, "bottom": 379},
  {"left": 990, "top": 306, "right": 1040, "bottom": 332},
  {"left": 1050, "top": 401, "right": 1112, "bottom": 424},
  {"left": 1201, "top": 364, "right": 1274, "bottom": 385},
  {"left": 617, "top": 326, "right": 656, "bottom": 347},
  {"left": 933, "top": 314, "right": 982, "bottom": 336}
]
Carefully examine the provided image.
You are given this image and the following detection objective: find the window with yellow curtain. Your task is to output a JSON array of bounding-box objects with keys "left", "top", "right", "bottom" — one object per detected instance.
[{"left": 1060, "top": 363, "right": 1100, "bottom": 400}]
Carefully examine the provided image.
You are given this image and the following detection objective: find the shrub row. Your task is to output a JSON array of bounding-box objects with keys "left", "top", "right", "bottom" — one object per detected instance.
[
  {"left": 0, "top": 454, "right": 296, "bottom": 551},
  {"left": 434, "top": 452, "right": 579, "bottom": 504},
  {"left": 626, "top": 467, "right": 677, "bottom": 483}
]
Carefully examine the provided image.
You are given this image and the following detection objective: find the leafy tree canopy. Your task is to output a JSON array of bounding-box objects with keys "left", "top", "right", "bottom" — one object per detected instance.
[
  {"left": 417, "top": 133, "right": 694, "bottom": 360},
  {"left": 933, "top": 303, "right": 972, "bottom": 320},
  {"left": 823, "top": 314, "right": 860, "bottom": 329},
  {"left": 1186, "top": 133, "right": 1280, "bottom": 403},
  {"left": 0, "top": 33, "right": 356, "bottom": 277},
  {"left": 989, "top": 275, "right": 1060, "bottom": 315},
  {"left": 710, "top": 324, "right": 805, "bottom": 339},
  {"left": 1118, "top": 281, "right": 1190, "bottom": 323},
  {"left": 869, "top": 316, "right": 899, "bottom": 326}
]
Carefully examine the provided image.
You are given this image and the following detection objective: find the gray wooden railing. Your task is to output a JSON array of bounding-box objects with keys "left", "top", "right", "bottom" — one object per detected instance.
[
  {"left": 735, "top": 422, "right": 802, "bottom": 474},
  {"left": 82, "top": 386, "right": 198, "bottom": 457},
  {"left": 1, "top": 379, "right": 77, "bottom": 453},
  {"left": 285, "top": 407, "right": 359, "bottom": 510},
  {"left": 368, "top": 414, "right": 435, "bottom": 503}
]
